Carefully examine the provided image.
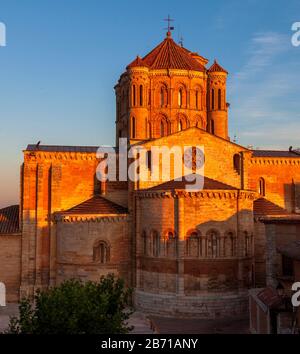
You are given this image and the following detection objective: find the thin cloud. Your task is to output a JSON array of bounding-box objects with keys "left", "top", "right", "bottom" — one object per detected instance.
[
  {"left": 229, "top": 31, "right": 300, "bottom": 149},
  {"left": 239, "top": 122, "right": 300, "bottom": 149},
  {"left": 231, "top": 32, "right": 289, "bottom": 84}
]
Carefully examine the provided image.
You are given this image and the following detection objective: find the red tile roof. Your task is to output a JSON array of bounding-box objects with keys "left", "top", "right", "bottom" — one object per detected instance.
[
  {"left": 60, "top": 195, "right": 128, "bottom": 215},
  {"left": 139, "top": 33, "right": 206, "bottom": 71},
  {"left": 252, "top": 150, "right": 300, "bottom": 158},
  {"left": 26, "top": 144, "right": 101, "bottom": 153},
  {"left": 257, "top": 287, "right": 282, "bottom": 309},
  {"left": 0, "top": 205, "right": 20, "bottom": 234},
  {"left": 181, "top": 47, "right": 209, "bottom": 66},
  {"left": 145, "top": 175, "right": 235, "bottom": 191},
  {"left": 253, "top": 198, "right": 288, "bottom": 217},
  {"left": 207, "top": 60, "right": 228, "bottom": 74},
  {"left": 126, "top": 55, "right": 149, "bottom": 69}
]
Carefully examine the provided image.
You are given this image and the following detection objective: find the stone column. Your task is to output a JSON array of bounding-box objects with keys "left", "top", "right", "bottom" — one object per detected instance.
[
  {"left": 49, "top": 164, "right": 62, "bottom": 286},
  {"left": 20, "top": 159, "right": 37, "bottom": 298},
  {"left": 237, "top": 192, "right": 244, "bottom": 289},
  {"left": 175, "top": 195, "right": 185, "bottom": 296},
  {"left": 135, "top": 196, "right": 141, "bottom": 289},
  {"left": 35, "top": 163, "right": 44, "bottom": 288},
  {"left": 241, "top": 151, "right": 252, "bottom": 190}
]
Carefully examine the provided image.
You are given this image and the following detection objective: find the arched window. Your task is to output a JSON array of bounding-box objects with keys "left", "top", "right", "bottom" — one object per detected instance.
[
  {"left": 131, "top": 117, "right": 136, "bottom": 138},
  {"left": 160, "top": 87, "right": 164, "bottom": 107},
  {"left": 207, "top": 230, "right": 220, "bottom": 258},
  {"left": 225, "top": 231, "right": 236, "bottom": 257},
  {"left": 211, "top": 89, "right": 215, "bottom": 110},
  {"left": 218, "top": 89, "right": 222, "bottom": 110},
  {"left": 160, "top": 118, "right": 170, "bottom": 136},
  {"left": 233, "top": 154, "right": 241, "bottom": 175},
  {"left": 211, "top": 119, "right": 215, "bottom": 134},
  {"left": 139, "top": 85, "right": 143, "bottom": 106},
  {"left": 244, "top": 231, "right": 250, "bottom": 256},
  {"left": 177, "top": 114, "right": 188, "bottom": 131},
  {"left": 165, "top": 231, "right": 177, "bottom": 257},
  {"left": 259, "top": 177, "right": 266, "bottom": 196},
  {"left": 148, "top": 89, "right": 151, "bottom": 105},
  {"left": 142, "top": 231, "right": 147, "bottom": 255},
  {"left": 132, "top": 85, "right": 136, "bottom": 106},
  {"left": 178, "top": 88, "right": 183, "bottom": 107},
  {"left": 93, "top": 241, "right": 110, "bottom": 263},
  {"left": 195, "top": 115, "right": 204, "bottom": 129},
  {"left": 195, "top": 90, "right": 199, "bottom": 110},
  {"left": 186, "top": 231, "right": 200, "bottom": 257},
  {"left": 160, "top": 86, "right": 168, "bottom": 107},
  {"left": 152, "top": 231, "right": 160, "bottom": 257},
  {"left": 147, "top": 150, "right": 152, "bottom": 171}
]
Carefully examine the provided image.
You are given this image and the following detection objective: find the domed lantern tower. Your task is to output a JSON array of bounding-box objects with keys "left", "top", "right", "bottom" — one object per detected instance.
[{"left": 114, "top": 30, "right": 225, "bottom": 146}]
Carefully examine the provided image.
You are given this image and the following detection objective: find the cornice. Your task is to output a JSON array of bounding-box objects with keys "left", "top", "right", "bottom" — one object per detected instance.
[
  {"left": 54, "top": 214, "right": 128, "bottom": 223},
  {"left": 136, "top": 189, "right": 256, "bottom": 200},
  {"left": 148, "top": 69, "right": 206, "bottom": 78},
  {"left": 250, "top": 157, "right": 300, "bottom": 165},
  {"left": 24, "top": 151, "right": 100, "bottom": 162}
]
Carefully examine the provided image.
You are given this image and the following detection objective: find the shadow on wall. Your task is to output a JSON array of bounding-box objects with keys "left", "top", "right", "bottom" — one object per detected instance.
[
  {"left": 139, "top": 206, "right": 255, "bottom": 294},
  {"left": 284, "top": 183, "right": 295, "bottom": 212}
]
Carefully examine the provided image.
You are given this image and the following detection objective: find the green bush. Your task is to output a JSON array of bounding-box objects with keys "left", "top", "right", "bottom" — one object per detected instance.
[{"left": 7, "top": 274, "right": 133, "bottom": 334}]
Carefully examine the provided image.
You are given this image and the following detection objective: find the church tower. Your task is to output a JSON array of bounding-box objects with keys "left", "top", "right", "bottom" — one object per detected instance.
[
  {"left": 114, "top": 31, "right": 229, "bottom": 145},
  {"left": 207, "top": 60, "right": 229, "bottom": 140}
]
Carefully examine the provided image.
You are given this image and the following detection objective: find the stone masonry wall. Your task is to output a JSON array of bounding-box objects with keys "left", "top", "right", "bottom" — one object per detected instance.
[
  {"left": 248, "top": 158, "right": 300, "bottom": 212},
  {"left": 21, "top": 150, "right": 128, "bottom": 297},
  {"left": 56, "top": 217, "right": 131, "bottom": 285},
  {"left": 0, "top": 234, "right": 21, "bottom": 302},
  {"left": 135, "top": 190, "right": 254, "bottom": 317},
  {"left": 134, "top": 289, "right": 249, "bottom": 319}
]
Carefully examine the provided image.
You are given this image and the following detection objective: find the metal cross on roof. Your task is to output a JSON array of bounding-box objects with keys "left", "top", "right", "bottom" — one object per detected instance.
[{"left": 164, "top": 15, "right": 174, "bottom": 34}]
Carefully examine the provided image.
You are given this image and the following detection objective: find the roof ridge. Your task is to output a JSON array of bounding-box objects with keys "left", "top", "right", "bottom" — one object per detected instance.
[
  {"left": 141, "top": 36, "right": 205, "bottom": 71},
  {"left": 253, "top": 197, "right": 288, "bottom": 216},
  {"left": 25, "top": 145, "right": 118, "bottom": 153},
  {"left": 60, "top": 195, "right": 128, "bottom": 215},
  {"left": 144, "top": 174, "right": 236, "bottom": 192},
  {"left": 252, "top": 149, "right": 300, "bottom": 158},
  {"left": 208, "top": 59, "right": 228, "bottom": 74},
  {"left": 132, "top": 126, "right": 249, "bottom": 150},
  {"left": 151, "top": 38, "right": 168, "bottom": 68},
  {"left": 0, "top": 205, "right": 20, "bottom": 234},
  {"left": 142, "top": 39, "right": 165, "bottom": 67},
  {"left": 0, "top": 204, "right": 19, "bottom": 210},
  {"left": 126, "top": 55, "right": 149, "bottom": 69}
]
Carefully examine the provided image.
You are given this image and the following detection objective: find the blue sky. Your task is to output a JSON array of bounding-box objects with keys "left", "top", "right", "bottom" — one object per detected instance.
[{"left": 0, "top": 0, "right": 300, "bottom": 206}]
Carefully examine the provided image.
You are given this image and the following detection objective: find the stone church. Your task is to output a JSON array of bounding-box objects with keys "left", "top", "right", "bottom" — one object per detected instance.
[{"left": 1, "top": 30, "right": 300, "bottom": 318}]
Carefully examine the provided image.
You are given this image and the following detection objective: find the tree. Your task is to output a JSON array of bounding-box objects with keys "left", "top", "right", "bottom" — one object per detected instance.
[{"left": 7, "top": 274, "right": 133, "bottom": 334}]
